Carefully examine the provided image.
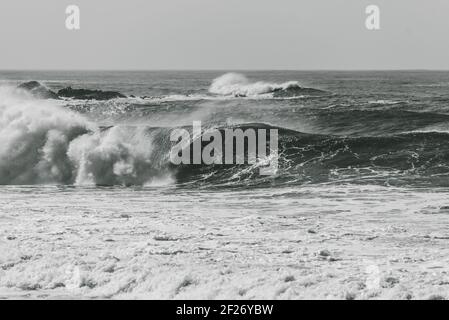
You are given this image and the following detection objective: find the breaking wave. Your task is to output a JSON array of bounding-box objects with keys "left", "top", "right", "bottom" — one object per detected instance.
[
  {"left": 2, "top": 84, "right": 449, "bottom": 188},
  {"left": 0, "top": 87, "right": 172, "bottom": 186},
  {"left": 208, "top": 72, "right": 326, "bottom": 98}
]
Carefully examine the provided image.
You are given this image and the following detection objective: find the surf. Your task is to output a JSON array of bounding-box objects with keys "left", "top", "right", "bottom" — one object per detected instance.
[
  {"left": 208, "top": 72, "right": 326, "bottom": 98},
  {"left": 0, "top": 87, "right": 173, "bottom": 186}
]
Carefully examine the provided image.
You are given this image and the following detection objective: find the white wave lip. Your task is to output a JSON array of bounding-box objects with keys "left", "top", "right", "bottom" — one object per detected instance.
[{"left": 209, "top": 72, "right": 301, "bottom": 97}]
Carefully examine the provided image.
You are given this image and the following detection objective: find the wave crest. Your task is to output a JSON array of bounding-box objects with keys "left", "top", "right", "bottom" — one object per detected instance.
[{"left": 209, "top": 72, "right": 308, "bottom": 97}]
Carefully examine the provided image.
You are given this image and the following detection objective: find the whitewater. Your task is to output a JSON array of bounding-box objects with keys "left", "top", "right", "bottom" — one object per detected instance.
[{"left": 0, "top": 87, "right": 174, "bottom": 186}]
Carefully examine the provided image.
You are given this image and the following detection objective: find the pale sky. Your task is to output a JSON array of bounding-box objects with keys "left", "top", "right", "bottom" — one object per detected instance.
[{"left": 0, "top": 0, "right": 448, "bottom": 70}]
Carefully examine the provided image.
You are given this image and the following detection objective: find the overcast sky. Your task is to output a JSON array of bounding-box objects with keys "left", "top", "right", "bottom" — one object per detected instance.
[{"left": 0, "top": 0, "right": 448, "bottom": 70}]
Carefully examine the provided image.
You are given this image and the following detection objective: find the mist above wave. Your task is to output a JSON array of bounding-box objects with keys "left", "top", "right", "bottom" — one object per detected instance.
[{"left": 0, "top": 87, "right": 172, "bottom": 186}]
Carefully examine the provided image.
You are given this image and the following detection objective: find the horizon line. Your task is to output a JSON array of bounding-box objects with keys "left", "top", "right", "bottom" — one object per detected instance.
[{"left": 1, "top": 68, "right": 449, "bottom": 72}]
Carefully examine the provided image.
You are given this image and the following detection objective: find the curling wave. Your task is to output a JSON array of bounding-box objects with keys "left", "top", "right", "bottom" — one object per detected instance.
[{"left": 174, "top": 123, "right": 449, "bottom": 187}]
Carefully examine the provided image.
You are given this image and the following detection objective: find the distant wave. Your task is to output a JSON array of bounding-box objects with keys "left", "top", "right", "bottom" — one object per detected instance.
[
  {"left": 208, "top": 72, "right": 326, "bottom": 98},
  {"left": 16, "top": 74, "right": 326, "bottom": 104}
]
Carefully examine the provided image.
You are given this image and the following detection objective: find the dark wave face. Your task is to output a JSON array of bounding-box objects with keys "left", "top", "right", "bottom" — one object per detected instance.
[
  {"left": 2, "top": 70, "right": 449, "bottom": 188},
  {"left": 173, "top": 124, "right": 449, "bottom": 188}
]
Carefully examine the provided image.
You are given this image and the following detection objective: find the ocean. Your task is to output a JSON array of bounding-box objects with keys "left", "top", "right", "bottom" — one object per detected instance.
[{"left": 1, "top": 70, "right": 449, "bottom": 299}]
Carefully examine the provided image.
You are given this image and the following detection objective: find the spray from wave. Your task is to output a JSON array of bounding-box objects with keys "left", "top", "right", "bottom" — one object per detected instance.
[
  {"left": 68, "top": 125, "right": 173, "bottom": 186},
  {"left": 0, "top": 87, "right": 173, "bottom": 186}
]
